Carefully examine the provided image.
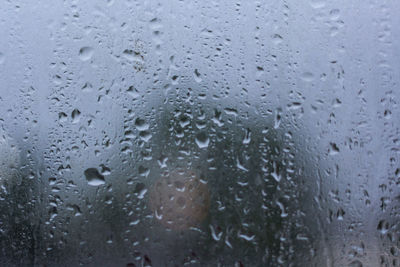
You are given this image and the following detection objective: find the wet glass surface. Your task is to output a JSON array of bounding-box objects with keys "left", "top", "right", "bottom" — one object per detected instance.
[{"left": 0, "top": 1, "right": 399, "bottom": 266}]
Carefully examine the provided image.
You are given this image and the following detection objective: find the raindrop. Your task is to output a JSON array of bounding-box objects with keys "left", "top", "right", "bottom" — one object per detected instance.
[
  {"left": 329, "top": 142, "right": 340, "bottom": 155},
  {"left": 135, "top": 118, "right": 149, "bottom": 131},
  {"left": 179, "top": 115, "right": 190, "bottom": 128},
  {"left": 195, "top": 132, "right": 210, "bottom": 149},
  {"left": 127, "top": 86, "right": 140, "bottom": 99},
  {"left": 336, "top": 207, "right": 345, "bottom": 220},
  {"left": 48, "top": 177, "right": 56, "bottom": 185},
  {"left": 58, "top": 112, "right": 68, "bottom": 122},
  {"left": 237, "top": 231, "right": 255, "bottom": 241},
  {"left": 139, "top": 131, "right": 152, "bottom": 142},
  {"left": 236, "top": 158, "right": 249, "bottom": 172},
  {"left": 71, "top": 109, "right": 81, "bottom": 123},
  {"left": 124, "top": 130, "right": 135, "bottom": 139},
  {"left": 272, "top": 34, "right": 283, "bottom": 45},
  {"left": 138, "top": 188, "right": 147, "bottom": 199},
  {"left": 82, "top": 82, "right": 93, "bottom": 92},
  {"left": 194, "top": 69, "right": 202, "bottom": 83},
  {"left": 209, "top": 225, "right": 222, "bottom": 241},
  {"left": 49, "top": 207, "right": 58, "bottom": 221},
  {"left": 242, "top": 128, "right": 251, "bottom": 145},
  {"left": 157, "top": 156, "right": 168, "bottom": 168},
  {"left": 377, "top": 220, "right": 389, "bottom": 235},
  {"left": 138, "top": 165, "right": 150, "bottom": 177},
  {"left": 276, "top": 200, "right": 288, "bottom": 217},
  {"left": 100, "top": 164, "right": 111, "bottom": 175},
  {"left": 84, "top": 168, "right": 105, "bottom": 186},
  {"left": 79, "top": 46, "right": 94, "bottom": 61},
  {"left": 129, "top": 219, "right": 140, "bottom": 226},
  {"left": 274, "top": 108, "right": 282, "bottom": 129}
]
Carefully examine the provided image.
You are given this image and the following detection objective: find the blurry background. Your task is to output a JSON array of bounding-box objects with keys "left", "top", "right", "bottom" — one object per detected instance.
[{"left": 0, "top": 0, "right": 399, "bottom": 266}]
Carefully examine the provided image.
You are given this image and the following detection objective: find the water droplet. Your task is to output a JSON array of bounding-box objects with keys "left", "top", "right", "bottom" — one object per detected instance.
[
  {"left": 139, "top": 131, "right": 152, "bottom": 142},
  {"left": 336, "top": 207, "right": 345, "bottom": 220},
  {"left": 48, "top": 177, "right": 56, "bottom": 185},
  {"left": 127, "top": 86, "right": 139, "bottom": 99},
  {"left": 135, "top": 118, "right": 149, "bottom": 131},
  {"left": 276, "top": 200, "right": 288, "bottom": 218},
  {"left": 100, "top": 164, "right": 111, "bottom": 175},
  {"left": 84, "top": 168, "right": 105, "bottom": 186},
  {"left": 224, "top": 108, "right": 238, "bottom": 117},
  {"left": 237, "top": 231, "right": 255, "bottom": 241},
  {"left": 274, "top": 108, "right": 282, "bottom": 129},
  {"left": 79, "top": 47, "right": 94, "bottom": 61},
  {"left": 242, "top": 128, "right": 251, "bottom": 145},
  {"left": 58, "top": 112, "right": 68, "bottom": 122},
  {"left": 329, "top": 142, "right": 340, "bottom": 155},
  {"left": 138, "top": 188, "right": 147, "bottom": 199},
  {"left": 179, "top": 115, "right": 190, "bottom": 128},
  {"left": 157, "top": 156, "right": 168, "bottom": 168},
  {"left": 236, "top": 157, "right": 249, "bottom": 172},
  {"left": 122, "top": 49, "right": 143, "bottom": 64},
  {"left": 271, "top": 161, "right": 281, "bottom": 182},
  {"left": 129, "top": 219, "right": 140, "bottom": 226},
  {"left": 124, "top": 130, "right": 135, "bottom": 139},
  {"left": 194, "top": 69, "right": 202, "bottom": 83},
  {"left": 71, "top": 109, "right": 81, "bottom": 123},
  {"left": 138, "top": 165, "right": 150, "bottom": 177},
  {"left": 49, "top": 207, "right": 58, "bottom": 221},
  {"left": 377, "top": 220, "right": 389, "bottom": 235},
  {"left": 272, "top": 34, "right": 283, "bottom": 45},
  {"left": 82, "top": 82, "right": 93, "bottom": 92},
  {"left": 209, "top": 225, "right": 222, "bottom": 241},
  {"left": 195, "top": 132, "right": 210, "bottom": 148}
]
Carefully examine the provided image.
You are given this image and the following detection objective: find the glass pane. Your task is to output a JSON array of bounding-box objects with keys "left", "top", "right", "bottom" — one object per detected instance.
[{"left": 0, "top": 1, "right": 399, "bottom": 266}]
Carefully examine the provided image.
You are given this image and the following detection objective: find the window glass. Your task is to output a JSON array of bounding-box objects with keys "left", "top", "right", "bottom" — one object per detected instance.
[{"left": 0, "top": 1, "right": 399, "bottom": 266}]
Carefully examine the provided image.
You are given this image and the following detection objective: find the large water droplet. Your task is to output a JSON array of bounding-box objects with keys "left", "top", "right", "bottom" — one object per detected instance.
[
  {"left": 79, "top": 47, "right": 94, "bottom": 61},
  {"left": 84, "top": 168, "right": 105, "bottom": 186},
  {"left": 58, "top": 112, "right": 68, "bottom": 122},
  {"left": 127, "top": 86, "right": 140, "bottom": 99},
  {"left": 71, "top": 109, "right": 81, "bottom": 123},
  {"left": 195, "top": 132, "right": 210, "bottom": 149},
  {"left": 135, "top": 118, "right": 149, "bottom": 131}
]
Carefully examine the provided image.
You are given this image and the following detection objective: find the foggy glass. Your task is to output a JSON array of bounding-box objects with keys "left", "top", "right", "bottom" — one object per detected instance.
[{"left": 0, "top": 0, "right": 399, "bottom": 266}]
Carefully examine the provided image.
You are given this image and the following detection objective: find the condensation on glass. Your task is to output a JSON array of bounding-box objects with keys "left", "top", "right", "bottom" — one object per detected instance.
[{"left": 0, "top": 1, "right": 399, "bottom": 266}]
